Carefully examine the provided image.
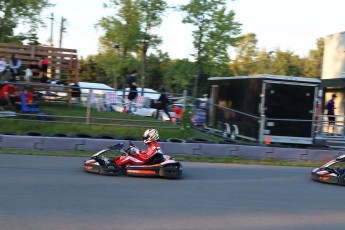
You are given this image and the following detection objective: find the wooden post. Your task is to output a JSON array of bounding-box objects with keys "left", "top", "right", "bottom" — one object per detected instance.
[{"left": 209, "top": 85, "right": 219, "bottom": 127}]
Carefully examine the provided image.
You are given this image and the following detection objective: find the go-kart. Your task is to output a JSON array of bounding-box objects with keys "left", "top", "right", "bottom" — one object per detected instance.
[
  {"left": 84, "top": 142, "right": 182, "bottom": 179},
  {"left": 311, "top": 154, "right": 345, "bottom": 185}
]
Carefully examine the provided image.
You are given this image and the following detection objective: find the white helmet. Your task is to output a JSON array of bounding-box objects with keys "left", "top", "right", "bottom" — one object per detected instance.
[{"left": 143, "top": 129, "right": 159, "bottom": 145}]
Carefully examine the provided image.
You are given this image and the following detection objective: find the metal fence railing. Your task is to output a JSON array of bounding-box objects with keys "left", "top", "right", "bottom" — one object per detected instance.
[{"left": 3, "top": 81, "right": 345, "bottom": 145}]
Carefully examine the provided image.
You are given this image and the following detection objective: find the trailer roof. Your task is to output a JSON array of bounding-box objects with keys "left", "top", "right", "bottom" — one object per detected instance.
[{"left": 208, "top": 74, "right": 321, "bottom": 83}]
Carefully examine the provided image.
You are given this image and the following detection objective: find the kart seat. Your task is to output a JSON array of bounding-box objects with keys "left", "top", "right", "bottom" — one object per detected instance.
[{"left": 147, "top": 153, "right": 164, "bottom": 165}]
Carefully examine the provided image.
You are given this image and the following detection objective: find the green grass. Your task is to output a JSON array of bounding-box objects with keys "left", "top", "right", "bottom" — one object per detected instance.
[
  {"left": 0, "top": 102, "right": 220, "bottom": 141},
  {"left": 0, "top": 102, "right": 324, "bottom": 167}
]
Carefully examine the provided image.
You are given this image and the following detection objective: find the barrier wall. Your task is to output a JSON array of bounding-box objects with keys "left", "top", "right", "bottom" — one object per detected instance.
[{"left": 0, "top": 135, "right": 344, "bottom": 162}]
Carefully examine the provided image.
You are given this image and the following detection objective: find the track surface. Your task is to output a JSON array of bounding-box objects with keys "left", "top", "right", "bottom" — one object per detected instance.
[{"left": 0, "top": 154, "right": 344, "bottom": 230}]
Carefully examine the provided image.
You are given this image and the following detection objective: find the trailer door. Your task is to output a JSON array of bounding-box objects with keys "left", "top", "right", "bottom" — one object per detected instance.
[{"left": 262, "top": 80, "right": 318, "bottom": 141}]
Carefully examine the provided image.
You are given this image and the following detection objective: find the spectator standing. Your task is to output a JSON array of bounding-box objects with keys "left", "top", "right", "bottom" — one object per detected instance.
[
  {"left": 155, "top": 86, "right": 172, "bottom": 121},
  {"left": 9, "top": 53, "right": 22, "bottom": 81},
  {"left": 39, "top": 56, "right": 49, "bottom": 82},
  {"left": 327, "top": 93, "right": 337, "bottom": 134}
]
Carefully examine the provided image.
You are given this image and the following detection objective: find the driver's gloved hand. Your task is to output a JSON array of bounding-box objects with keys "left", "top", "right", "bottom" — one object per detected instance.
[
  {"left": 96, "top": 158, "right": 106, "bottom": 166},
  {"left": 129, "top": 146, "right": 140, "bottom": 155},
  {"left": 105, "top": 160, "right": 115, "bottom": 166}
]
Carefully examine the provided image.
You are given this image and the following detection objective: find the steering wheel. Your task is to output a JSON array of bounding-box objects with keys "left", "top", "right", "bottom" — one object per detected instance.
[
  {"left": 119, "top": 148, "right": 129, "bottom": 156},
  {"left": 324, "top": 167, "right": 340, "bottom": 175}
]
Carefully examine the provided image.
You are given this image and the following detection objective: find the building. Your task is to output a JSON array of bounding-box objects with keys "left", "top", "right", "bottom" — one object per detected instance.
[{"left": 321, "top": 31, "right": 345, "bottom": 119}]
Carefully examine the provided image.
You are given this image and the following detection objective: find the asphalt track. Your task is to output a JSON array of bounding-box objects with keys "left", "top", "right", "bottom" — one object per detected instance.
[{"left": 0, "top": 154, "right": 344, "bottom": 230}]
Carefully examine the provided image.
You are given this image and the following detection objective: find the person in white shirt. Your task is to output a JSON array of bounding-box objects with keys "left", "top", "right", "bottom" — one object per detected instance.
[
  {"left": 0, "top": 55, "right": 10, "bottom": 82},
  {"left": 0, "top": 55, "right": 7, "bottom": 73}
]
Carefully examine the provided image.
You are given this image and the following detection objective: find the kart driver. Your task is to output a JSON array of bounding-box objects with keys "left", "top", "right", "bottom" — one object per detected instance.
[{"left": 111, "top": 129, "right": 162, "bottom": 167}]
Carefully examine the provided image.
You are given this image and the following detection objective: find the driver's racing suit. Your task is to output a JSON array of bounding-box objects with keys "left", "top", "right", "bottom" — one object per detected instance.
[{"left": 114, "top": 141, "right": 162, "bottom": 166}]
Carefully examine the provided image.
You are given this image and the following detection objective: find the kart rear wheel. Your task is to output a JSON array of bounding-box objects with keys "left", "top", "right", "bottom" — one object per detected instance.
[
  {"left": 100, "top": 166, "right": 121, "bottom": 176},
  {"left": 160, "top": 166, "right": 182, "bottom": 179}
]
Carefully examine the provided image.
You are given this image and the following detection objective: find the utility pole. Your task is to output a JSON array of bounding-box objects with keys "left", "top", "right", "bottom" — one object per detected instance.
[
  {"left": 48, "top": 13, "right": 54, "bottom": 46},
  {"left": 59, "top": 17, "right": 67, "bottom": 48},
  {"left": 56, "top": 17, "right": 67, "bottom": 79}
]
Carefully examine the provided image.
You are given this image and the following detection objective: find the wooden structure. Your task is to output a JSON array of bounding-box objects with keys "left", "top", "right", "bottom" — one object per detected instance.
[{"left": 0, "top": 43, "right": 79, "bottom": 104}]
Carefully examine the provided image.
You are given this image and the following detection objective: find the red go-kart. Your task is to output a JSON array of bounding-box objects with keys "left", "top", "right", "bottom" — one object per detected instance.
[{"left": 84, "top": 142, "right": 182, "bottom": 179}]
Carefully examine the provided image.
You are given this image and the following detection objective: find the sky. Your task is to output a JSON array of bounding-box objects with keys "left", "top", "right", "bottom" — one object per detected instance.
[{"left": 36, "top": 0, "right": 345, "bottom": 60}]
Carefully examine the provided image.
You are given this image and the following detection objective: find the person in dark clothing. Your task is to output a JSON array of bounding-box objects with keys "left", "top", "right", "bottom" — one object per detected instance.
[
  {"left": 155, "top": 86, "right": 172, "bottom": 121},
  {"left": 127, "top": 70, "right": 138, "bottom": 112},
  {"left": 71, "top": 82, "right": 81, "bottom": 104},
  {"left": 29, "top": 59, "right": 40, "bottom": 82},
  {"left": 127, "top": 70, "right": 138, "bottom": 101},
  {"left": 9, "top": 53, "right": 22, "bottom": 81},
  {"left": 327, "top": 93, "right": 337, "bottom": 134}
]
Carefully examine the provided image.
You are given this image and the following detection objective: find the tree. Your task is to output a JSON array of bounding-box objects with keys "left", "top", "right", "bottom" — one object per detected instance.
[
  {"left": 79, "top": 56, "right": 108, "bottom": 83},
  {"left": 137, "top": 0, "right": 167, "bottom": 92},
  {"left": 98, "top": 0, "right": 141, "bottom": 88},
  {"left": 98, "top": 0, "right": 166, "bottom": 91},
  {"left": 251, "top": 49, "right": 268, "bottom": 74},
  {"left": 0, "top": 0, "right": 53, "bottom": 43},
  {"left": 163, "top": 58, "right": 196, "bottom": 93},
  {"left": 302, "top": 38, "right": 324, "bottom": 78},
  {"left": 145, "top": 52, "right": 169, "bottom": 90},
  {"left": 230, "top": 33, "right": 258, "bottom": 76},
  {"left": 269, "top": 50, "right": 302, "bottom": 76},
  {"left": 181, "top": 0, "right": 241, "bottom": 97}
]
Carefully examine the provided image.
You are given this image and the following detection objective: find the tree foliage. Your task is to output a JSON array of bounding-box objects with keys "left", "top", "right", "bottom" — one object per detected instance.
[
  {"left": 98, "top": 0, "right": 167, "bottom": 90},
  {"left": 181, "top": 0, "right": 241, "bottom": 97},
  {"left": 0, "top": 0, "right": 53, "bottom": 43},
  {"left": 301, "top": 38, "right": 324, "bottom": 78},
  {"left": 230, "top": 33, "right": 258, "bottom": 76},
  {"left": 163, "top": 58, "right": 196, "bottom": 93},
  {"left": 88, "top": 0, "right": 325, "bottom": 95},
  {"left": 230, "top": 33, "right": 323, "bottom": 78},
  {"left": 137, "top": 0, "right": 167, "bottom": 90},
  {"left": 97, "top": 0, "right": 141, "bottom": 88},
  {"left": 79, "top": 56, "right": 108, "bottom": 83}
]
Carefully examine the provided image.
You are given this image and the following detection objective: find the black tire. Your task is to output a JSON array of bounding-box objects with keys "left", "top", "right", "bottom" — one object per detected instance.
[
  {"left": 25, "top": 131, "right": 44, "bottom": 136},
  {"left": 96, "top": 134, "right": 116, "bottom": 139},
  {"left": 74, "top": 133, "right": 93, "bottom": 138},
  {"left": 241, "top": 142, "right": 265, "bottom": 146},
  {"left": 0, "top": 132, "right": 16, "bottom": 135},
  {"left": 51, "top": 133, "right": 70, "bottom": 137},
  {"left": 186, "top": 137, "right": 214, "bottom": 144},
  {"left": 219, "top": 138, "right": 239, "bottom": 144},
  {"left": 166, "top": 138, "right": 186, "bottom": 143},
  {"left": 121, "top": 136, "right": 138, "bottom": 141},
  {"left": 160, "top": 166, "right": 182, "bottom": 179}
]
